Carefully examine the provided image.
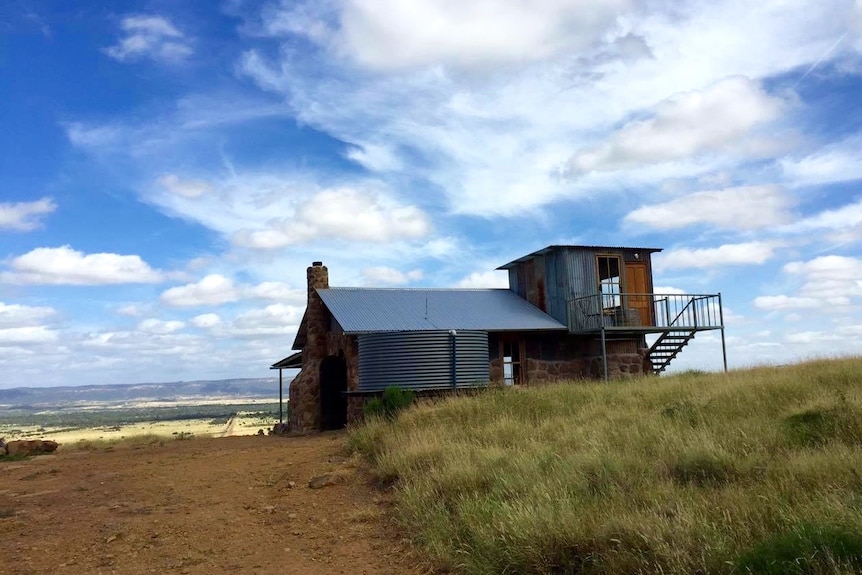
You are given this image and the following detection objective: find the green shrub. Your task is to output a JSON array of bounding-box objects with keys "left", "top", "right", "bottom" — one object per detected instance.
[
  {"left": 669, "top": 451, "right": 736, "bottom": 486},
  {"left": 784, "top": 404, "right": 862, "bottom": 447},
  {"left": 735, "top": 524, "right": 862, "bottom": 574},
  {"left": 661, "top": 400, "right": 702, "bottom": 426},
  {"left": 364, "top": 386, "right": 415, "bottom": 420}
]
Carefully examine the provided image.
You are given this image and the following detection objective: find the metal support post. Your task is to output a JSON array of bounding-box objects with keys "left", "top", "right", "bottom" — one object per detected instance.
[
  {"left": 718, "top": 293, "right": 728, "bottom": 373},
  {"left": 278, "top": 369, "right": 284, "bottom": 423}
]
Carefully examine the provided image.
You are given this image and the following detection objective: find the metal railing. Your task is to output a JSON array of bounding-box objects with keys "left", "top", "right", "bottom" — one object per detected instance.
[{"left": 567, "top": 293, "right": 724, "bottom": 332}]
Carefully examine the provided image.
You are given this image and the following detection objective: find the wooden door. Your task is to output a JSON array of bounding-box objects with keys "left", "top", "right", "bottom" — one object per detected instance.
[{"left": 625, "top": 262, "right": 652, "bottom": 326}]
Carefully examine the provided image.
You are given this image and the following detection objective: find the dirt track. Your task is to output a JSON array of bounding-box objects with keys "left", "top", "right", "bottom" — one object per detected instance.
[{"left": 0, "top": 433, "right": 424, "bottom": 575}]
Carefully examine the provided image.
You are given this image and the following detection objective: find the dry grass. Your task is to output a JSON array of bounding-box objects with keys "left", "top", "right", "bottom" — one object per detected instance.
[{"left": 349, "top": 357, "right": 862, "bottom": 574}]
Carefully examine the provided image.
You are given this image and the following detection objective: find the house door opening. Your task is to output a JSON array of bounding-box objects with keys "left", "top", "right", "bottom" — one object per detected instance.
[
  {"left": 501, "top": 339, "right": 524, "bottom": 385},
  {"left": 319, "top": 355, "right": 347, "bottom": 430},
  {"left": 625, "top": 262, "right": 652, "bottom": 326}
]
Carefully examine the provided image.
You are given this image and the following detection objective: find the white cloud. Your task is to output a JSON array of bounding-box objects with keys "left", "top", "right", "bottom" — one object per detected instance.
[
  {"left": 246, "top": 282, "right": 305, "bottom": 303},
  {"left": 0, "top": 197, "right": 56, "bottom": 231},
  {"left": 785, "top": 331, "right": 843, "bottom": 344},
  {"left": 160, "top": 275, "right": 305, "bottom": 307},
  {"left": 215, "top": 304, "right": 302, "bottom": 338},
  {"left": 0, "top": 302, "right": 56, "bottom": 328},
  {"left": 105, "top": 15, "right": 192, "bottom": 63},
  {"left": 81, "top": 330, "right": 204, "bottom": 356},
  {"left": 158, "top": 174, "right": 212, "bottom": 199},
  {"left": 137, "top": 318, "right": 185, "bottom": 334},
  {"left": 782, "top": 197, "right": 862, "bottom": 244},
  {"left": 269, "top": 0, "right": 628, "bottom": 72},
  {"left": 781, "top": 136, "right": 862, "bottom": 186},
  {"left": 755, "top": 255, "right": 862, "bottom": 311},
  {"left": 160, "top": 274, "right": 240, "bottom": 307},
  {"left": 0, "top": 326, "right": 58, "bottom": 345},
  {"left": 65, "top": 122, "right": 122, "bottom": 148},
  {"left": 191, "top": 313, "right": 221, "bottom": 328},
  {"left": 624, "top": 185, "right": 792, "bottom": 230},
  {"left": 116, "top": 305, "right": 144, "bottom": 317},
  {"left": 360, "top": 266, "right": 423, "bottom": 285},
  {"left": 754, "top": 295, "right": 821, "bottom": 311},
  {"left": 233, "top": 304, "right": 299, "bottom": 329},
  {"left": 785, "top": 255, "right": 862, "bottom": 299},
  {"left": 0, "top": 246, "right": 164, "bottom": 285},
  {"left": 455, "top": 270, "right": 510, "bottom": 289},
  {"left": 652, "top": 286, "right": 688, "bottom": 295},
  {"left": 239, "top": 0, "right": 848, "bottom": 217},
  {"left": 345, "top": 143, "right": 403, "bottom": 172},
  {"left": 232, "top": 187, "right": 432, "bottom": 250},
  {"left": 655, "top": 241, "right": 778, "bottom": 271},
  {"left": 566, "top": 77, "right": 786, "bottom": 173}
]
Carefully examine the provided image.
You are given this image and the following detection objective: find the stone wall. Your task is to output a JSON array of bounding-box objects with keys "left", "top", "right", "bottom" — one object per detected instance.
[{"left": 488, "top": 334, "right": 650, "bottom": 385}]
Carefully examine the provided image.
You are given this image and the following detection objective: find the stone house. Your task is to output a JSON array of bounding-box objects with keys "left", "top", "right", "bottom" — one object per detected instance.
[{"left": 280, "top": 245, "right": 726, "bottom": 432}]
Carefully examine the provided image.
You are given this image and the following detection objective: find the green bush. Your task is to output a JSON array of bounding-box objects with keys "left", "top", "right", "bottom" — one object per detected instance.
[
  {"left": 364, "top": 386, "right": 415, "bottom": 420},
  {"left": 661, "top": 400, "right": 703, "bottom": 426},
  {"left": 669, "top": 451, "right": 736, "bottom": 486},
  {"left": 735, "top": 524, "right": 862, "bottom": 574},
  {"left": 784, "top": 404, "right": 862, "bottom": 447}
]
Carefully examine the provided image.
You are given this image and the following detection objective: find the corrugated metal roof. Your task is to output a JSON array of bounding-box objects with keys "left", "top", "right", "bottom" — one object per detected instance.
[
  {"left": 317, "top": 288, "right": 567, "bottom": 333},
  {"left": 497, "top": 244, "right": 663, "bottom": 269}
]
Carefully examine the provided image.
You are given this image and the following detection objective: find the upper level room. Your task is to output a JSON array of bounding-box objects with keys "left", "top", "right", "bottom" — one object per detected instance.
[{"left": 498, "top": 245, "right": 723, "bottom": 333}]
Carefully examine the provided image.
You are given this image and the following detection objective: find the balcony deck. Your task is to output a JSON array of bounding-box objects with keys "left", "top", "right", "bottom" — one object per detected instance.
[
  {"left": 567, "top": 293, "right": 725, "bottom": 334},
  {"left": 567, "top": 293, "right": 728, "bottom": 377}
]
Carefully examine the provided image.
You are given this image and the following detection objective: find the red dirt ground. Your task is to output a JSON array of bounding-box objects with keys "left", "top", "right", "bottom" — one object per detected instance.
[{"left": 0, "top": 432, "right": 426, "bottom": 575}]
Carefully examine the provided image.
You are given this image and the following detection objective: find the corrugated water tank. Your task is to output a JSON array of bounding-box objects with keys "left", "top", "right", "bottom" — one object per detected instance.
[{"left": 357, "top": 330, "right": 489, "bottom": 392}]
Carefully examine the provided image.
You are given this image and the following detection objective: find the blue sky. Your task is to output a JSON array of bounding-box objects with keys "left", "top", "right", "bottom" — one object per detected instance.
[{"left": 1, "top": 0, "right": 861, "bottom": 388}]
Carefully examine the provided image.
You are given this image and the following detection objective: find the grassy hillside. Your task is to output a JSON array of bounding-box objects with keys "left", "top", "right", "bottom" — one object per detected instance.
[{"left": 349, "top": 358, "right": 862, "bottom": 574}]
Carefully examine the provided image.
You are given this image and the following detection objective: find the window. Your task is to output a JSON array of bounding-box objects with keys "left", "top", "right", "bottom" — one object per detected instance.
[
  {"left": 597, "top": 255, "right": 622, "bottom": 311},
  {"left": 501, "top": 339, "right": 523, "bottom": 385}
]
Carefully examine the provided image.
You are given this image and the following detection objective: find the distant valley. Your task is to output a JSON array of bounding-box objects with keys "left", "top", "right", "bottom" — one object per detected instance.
[{"left": 0, "top": 378, "right": 281, "bottom": 410}]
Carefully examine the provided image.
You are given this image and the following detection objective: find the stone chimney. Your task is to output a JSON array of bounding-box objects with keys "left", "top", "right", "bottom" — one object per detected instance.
[
  {"left": 288, "top": 262, "right": 329, "bottom": 432},
  {"left": 307, "top": 261, "right": 329, "bottom": 292},
  {"left": 304, "top": 261, "right": 329, "bottom": 364}
]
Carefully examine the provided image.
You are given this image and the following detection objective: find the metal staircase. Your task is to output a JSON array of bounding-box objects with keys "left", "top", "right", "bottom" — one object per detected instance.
[
  {"left": 567, "top": 291, "right": 727, "bottom": 378},
  {"left": 648, "top": 330, "right": 697, "bottom": 374}
]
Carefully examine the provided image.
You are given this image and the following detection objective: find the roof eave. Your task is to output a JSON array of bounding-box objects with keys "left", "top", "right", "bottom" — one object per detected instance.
[{"left": 497, "top": 244, "right": 664, "bottom": 270}]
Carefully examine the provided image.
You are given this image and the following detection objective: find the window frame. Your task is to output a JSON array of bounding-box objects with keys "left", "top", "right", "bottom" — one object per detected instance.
[{"left": 596, "top": 254, "right": 623, "bottom": 312}]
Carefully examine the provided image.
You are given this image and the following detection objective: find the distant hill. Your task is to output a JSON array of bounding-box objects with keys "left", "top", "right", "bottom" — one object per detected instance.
[{"left": 0, "top": 378, "right": 280, "bottom": 410}]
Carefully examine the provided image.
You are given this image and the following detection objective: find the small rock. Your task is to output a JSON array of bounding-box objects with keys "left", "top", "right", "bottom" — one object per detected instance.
[
  {"left": 307, "top": 473, "right": 344, "bottom": 489},
  {"left": 261, "top": 505, "right": 276, "bottom": 514},
  {"left": 106, "top": 533, "right": 119, "bottom": 543},
  {"left": 287, "top": 481, "right": 296, "bottom": 489}
]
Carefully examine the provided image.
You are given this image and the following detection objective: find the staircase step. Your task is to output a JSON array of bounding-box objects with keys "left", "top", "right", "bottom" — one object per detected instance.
[{"left": 648, "top": 329, "right": 698, "bottom": 374}]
